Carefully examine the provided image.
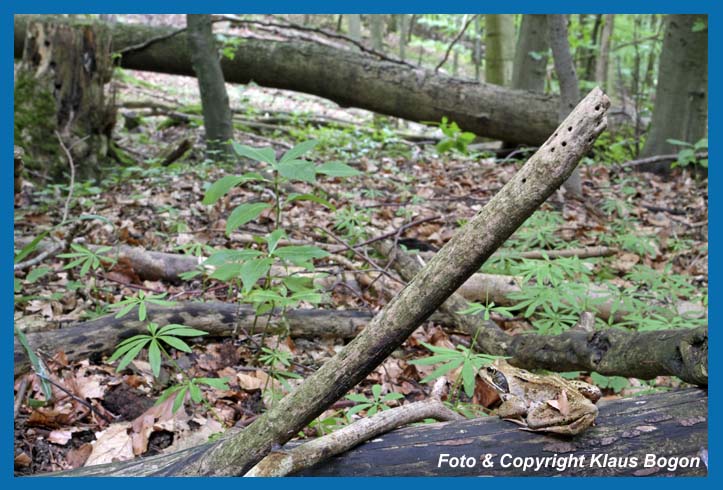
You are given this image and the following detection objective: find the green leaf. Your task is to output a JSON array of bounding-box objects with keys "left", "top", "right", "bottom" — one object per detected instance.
[
  {"left": 282, "top": 275, "right": 315, "bottom": 293},
  {"left": 316, "top": 161, "right": 361, "bottom": 178},
  {"left": 108, "top": 337, "right": 149, "bottom": 362},
  {"left": 266, "top": 229, "right": 286, "bottom": 255},
  {"left": 232, "top": 143, "right": 277, "bottom": 165},
  {"left": 280, "top": 140, "right": 318, "bottom": 164},
  {"left": 157, "top": 324, "right": 209, "bottom": 337},
  {"left": 26, "top": 266, "right": 51, "bottom": 283},
  {"left": 239, "top": 258, "right": 274, "bottom": 293},
  {"left": 15, "top": 327, "right": 52, "bottom": 400},
  {"left": 272, "top": 245, "right": 329, "bottom": 268},
  {"left": 113, "top": 302, "right": 137, "bottom": 319},
  {"left": 226, "top": 202, "right": 271, "bottom": 235},
  {"left": 189, "top": 382, "right": 202, "bottom": 403},
  {"left": 419, "top": 358, "right": 465, "bottom": 384},
  {"left": 346, "top": 403, "right": 370, "bottom": 417},
  {"left": 195, "top": 377, "right": 230, "bottom": 390},
  {"left": 148, "top": 341, "right": 162, "bottom": 377},
  {"left": 371, "top": 384, "right": 382, "bottom": 400},
  {"left": 286, "top": 193, "right": 335, "bottom": 211},
  {"left": 461, "top": 361, "right": 476, "bottom": 397},
  {"left": 173, "top": 386, "right": 188, "bottom": 413},
  {"left": 204, "top": 249, "right": 262, "bottom": 266},
  {"left": 116, "top": 340, "right": 149, "bottom": 372},
  {"left": 202, "top": 175, "right": 247, "bottom": 205},
  {"left": 345, "top": 393, "right": 369, "bottom": 403},
  {"left": 277, "top": 159, "right": 317, "bottom": 183},
  {"left": 158, "top": 335, "right": 192, "bottom": 353},
  {"left": 666, "top": 138, "right": 693, "bottom": 147},
  {"left": 382, "top": 392, "right": 404, "bottom": 402},
  {"left": 209, "top": 262, "right": 243, "bottom": 281},
  {"left": 14, "top": 230, "right": 52, "bottom": 264}
]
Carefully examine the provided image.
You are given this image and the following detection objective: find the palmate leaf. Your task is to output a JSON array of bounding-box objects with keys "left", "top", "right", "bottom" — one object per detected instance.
[
  {"left": 115, "top": 340, "right": 150, "bottom": 372},
  {"left": 195, "top": 377, "right": 230, "bottom": 390},
  {"left": 156, "top": 324, "right": 209, "bottom": 337},
  {"left": 158, "top": 335, "right": 192, "bottom": 353},
  {"left": 189, "top": 381, "right": 202, "bottom": 403},
  {"left": 419, "top": 357, "right": 465, "bottom": 384}
]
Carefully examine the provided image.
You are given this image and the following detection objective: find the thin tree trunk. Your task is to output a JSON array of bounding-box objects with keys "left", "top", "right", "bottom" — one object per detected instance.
[
  {"left": 186, "top": 15, "right": 233, "bottom": 159},
  {"left": 398, "top": 14, "right": 408, "bottom": 61},
  {"left": 595, "top": 15, "right": 615, "bottom": 92},
  {"left": 548, "top": 14, "right": 583, "bottom": 198},
  {"left": 640, "top": 15, "right": 708, "bottom": 170},
  {"left": 485, "top": 14, "right": 515, "bottom": 85},
  {"left": 347, "top": 14, "right": 361, "bottom": 42},
  {"left": 511, "top": 15, "right": 549, "bottom": 93},
  {"left": 369, "top": 15, "right": 383, "bottom": 51}
]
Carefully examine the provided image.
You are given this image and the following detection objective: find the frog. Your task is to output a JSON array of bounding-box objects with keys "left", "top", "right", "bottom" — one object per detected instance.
[{"left": 479, "top": 359, "right": 602, "bottom": 436}]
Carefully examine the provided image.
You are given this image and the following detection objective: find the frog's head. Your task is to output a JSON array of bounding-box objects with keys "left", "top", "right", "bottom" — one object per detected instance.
[{"left": 480, "top": 362, "right": 511, "bottom": 395}]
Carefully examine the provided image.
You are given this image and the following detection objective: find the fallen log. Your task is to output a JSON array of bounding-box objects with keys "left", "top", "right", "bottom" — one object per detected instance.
[
  {"left": 378, "top": 240, "right": 708, "bottom": 386},
  {"left": 14, "top": 303, "right": 370, "bottom": 375},
  {"left": 14, "top": 15, "right": 561, "bottom": 145},
  {"left": 296, "top": 388, "right": 708, "bottom": 476},
  {"left": 47, "top": 388, "right": 707, "bottom": 476}
]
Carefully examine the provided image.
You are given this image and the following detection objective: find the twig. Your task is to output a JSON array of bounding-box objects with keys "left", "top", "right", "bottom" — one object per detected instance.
[
  {"left": 617, "top": 151, "right": 708, "bottom": 169},
  {"left": 117, "top": 26, "right": 188, "bottom": 55},
  {"left": 330, "top": 215, "right": 442, "bottom": 253},
  {"left": 320, "top": 228, "right": 405, "bottom": 286},
  {"left": 55, "top": 131, "right": 76, "bottom": 225},
  {"left": 13, "top": 238, "right": 65, "bottom": 271},
  {"left": 35, "top": 373, "right": 115, "bottom": 423},
  {"left": 14, "top": 375, "right": 29, "bottom": 418},
  {"left": 434, "top": 15, "right": 478, "bottom": 73}
]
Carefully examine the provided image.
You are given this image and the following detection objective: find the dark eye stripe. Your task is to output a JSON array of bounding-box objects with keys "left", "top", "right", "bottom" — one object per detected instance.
[{"left": 486, "top": 367, "right": 510, "bottom": 393}]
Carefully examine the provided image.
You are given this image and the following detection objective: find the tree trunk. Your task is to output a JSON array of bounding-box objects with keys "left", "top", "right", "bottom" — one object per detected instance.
[
  {"left": 347, "top": 14, "right": 361, "bottom": 42},
  {"left": 186, "top": 15, "right": 233, "bottom": 159},
  {"left": 369, "top": 15, "right": 383, "bottom": 51},
  {"left": 582, "top": 14, "right": 602, "bottom": 81},
  {"left": 14, "top": 15, "right": 562, "bottom": 146},
  {"left": 297, "top": 388, "right": 707, "bottom": 476},
  {"left": 485, "top": 14, "right": 515, "bottom": 86},
  {"left": 14, "top": 19, "right": 116, "bottom": 181},
  {"left": 547, "top": 15, "right": 583, "bottom": 198},
  {"left": 595, "top": 15, "right": 615, "bottom": 92},
  {"left": 398, "top": 14, "right": 408, "bottom": 61},
  {"left": 511, "top": 15, "right": 549, "bottom": 93},
  {"left": 640, "top": 15, "right": 708, "bottom": 171}
]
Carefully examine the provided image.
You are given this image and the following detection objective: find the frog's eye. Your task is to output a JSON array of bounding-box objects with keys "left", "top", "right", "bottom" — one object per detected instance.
[{"left": 486, "top": 367, "right": 509, "bottom": 393}]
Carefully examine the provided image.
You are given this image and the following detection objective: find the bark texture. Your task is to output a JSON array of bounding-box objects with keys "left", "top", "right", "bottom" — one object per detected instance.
[
  {"left": 48, "top": 388, "right": 707, "bottom": 476},
  {"left": 511, "top": 15, "right": 549, "bottom": 93},
  {"left": 296, "top": 388, "right": 707, "bottom": 476},
  {"left": 186, "top": 15, "right": 233, "bottom": 158},
  {"left": 13, "top": 15, "right": 562, "bottom": 146},
  {"left": 485, "top": 14, "right": 516, "bottom": 86},
  {"left": 640, "top": 15, "right": 708, "bottom": 170},
  {"left": 548, "top": 15, "right": 583, "bottom": 197}
]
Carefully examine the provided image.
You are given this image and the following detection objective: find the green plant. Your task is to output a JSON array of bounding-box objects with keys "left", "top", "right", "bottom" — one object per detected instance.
[
  {"left": 107, "top": 322, "right": 229, "bottom": 414},
  {"left": 409, "top": 341, "right": 499, "bottom": 400},
  {"left": 428, "top": 117, "right": 475, "bottom": 155},
  {"left": 58, "top": 244, "right": 116, "bottom": 276},
  {"left": 668, "top": 138, "right": 708, "bottom": 169},
  {"left": 345, "top": 384, "right": 404, "bottom": 418},
  {"left": 111, "top": 291, "right": 176, "bottom": 321}
]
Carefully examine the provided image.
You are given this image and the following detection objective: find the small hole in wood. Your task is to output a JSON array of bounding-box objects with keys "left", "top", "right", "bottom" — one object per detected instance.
[
  {"left": 522, "top": 178, "right": 527, "bottom": 184},
  {"left": 562, "top": 141, "right": 567, "bottom": 147},
  {"left": 550, "top": 147, "right": 555, "bottom": 152},
  {"left": 554, "top": 133, "right": 558, "bottom": 138},
  {"left": 588, "top": 136, "right": 594, "bottom": 142},
  {"left": 44, "top": 40, "right": 51, "bottom": 47},
  {"left": 568, "top": 126, "right": 573, "bottom": 132},
  {"left": 595, "top": 105, "right": 600, "bottom": 111}
]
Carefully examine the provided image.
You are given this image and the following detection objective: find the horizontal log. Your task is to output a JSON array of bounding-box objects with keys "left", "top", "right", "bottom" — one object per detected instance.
[
  {"left": 14, "top": 15, "right": 561, "bottom": 145},
  {"left": 297, "top": 388, "right": 708, "bottom": 476}
]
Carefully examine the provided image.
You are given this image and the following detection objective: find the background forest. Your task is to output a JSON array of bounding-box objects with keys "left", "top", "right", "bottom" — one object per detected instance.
[{"left": 13, "top": 14, "right": 707, "bottom": 477}]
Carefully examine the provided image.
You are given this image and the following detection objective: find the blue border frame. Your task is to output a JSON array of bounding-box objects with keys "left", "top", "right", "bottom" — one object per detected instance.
[{"left": 5, "top": 1, "right": 715, "bottom": 486}]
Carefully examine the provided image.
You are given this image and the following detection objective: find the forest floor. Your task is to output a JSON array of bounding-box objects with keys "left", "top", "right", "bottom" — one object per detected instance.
[{"left": 13, "top": 69, "right": 708, "bottom": 474}]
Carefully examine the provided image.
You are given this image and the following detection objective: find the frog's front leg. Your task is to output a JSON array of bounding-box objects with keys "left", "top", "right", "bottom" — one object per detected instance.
[{"left": 497, "top": 395, "right": 529, "bottom": 425}]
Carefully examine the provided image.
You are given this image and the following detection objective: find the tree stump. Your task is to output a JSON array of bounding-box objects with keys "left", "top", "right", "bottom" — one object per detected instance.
[{"left": 14, "top": 19, "right": 116, "bottom": 181}]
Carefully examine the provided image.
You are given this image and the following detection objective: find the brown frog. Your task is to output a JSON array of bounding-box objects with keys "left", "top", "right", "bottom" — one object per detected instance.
[{"left": 479, "top": 359, "right": 601, "bottom": 436}]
